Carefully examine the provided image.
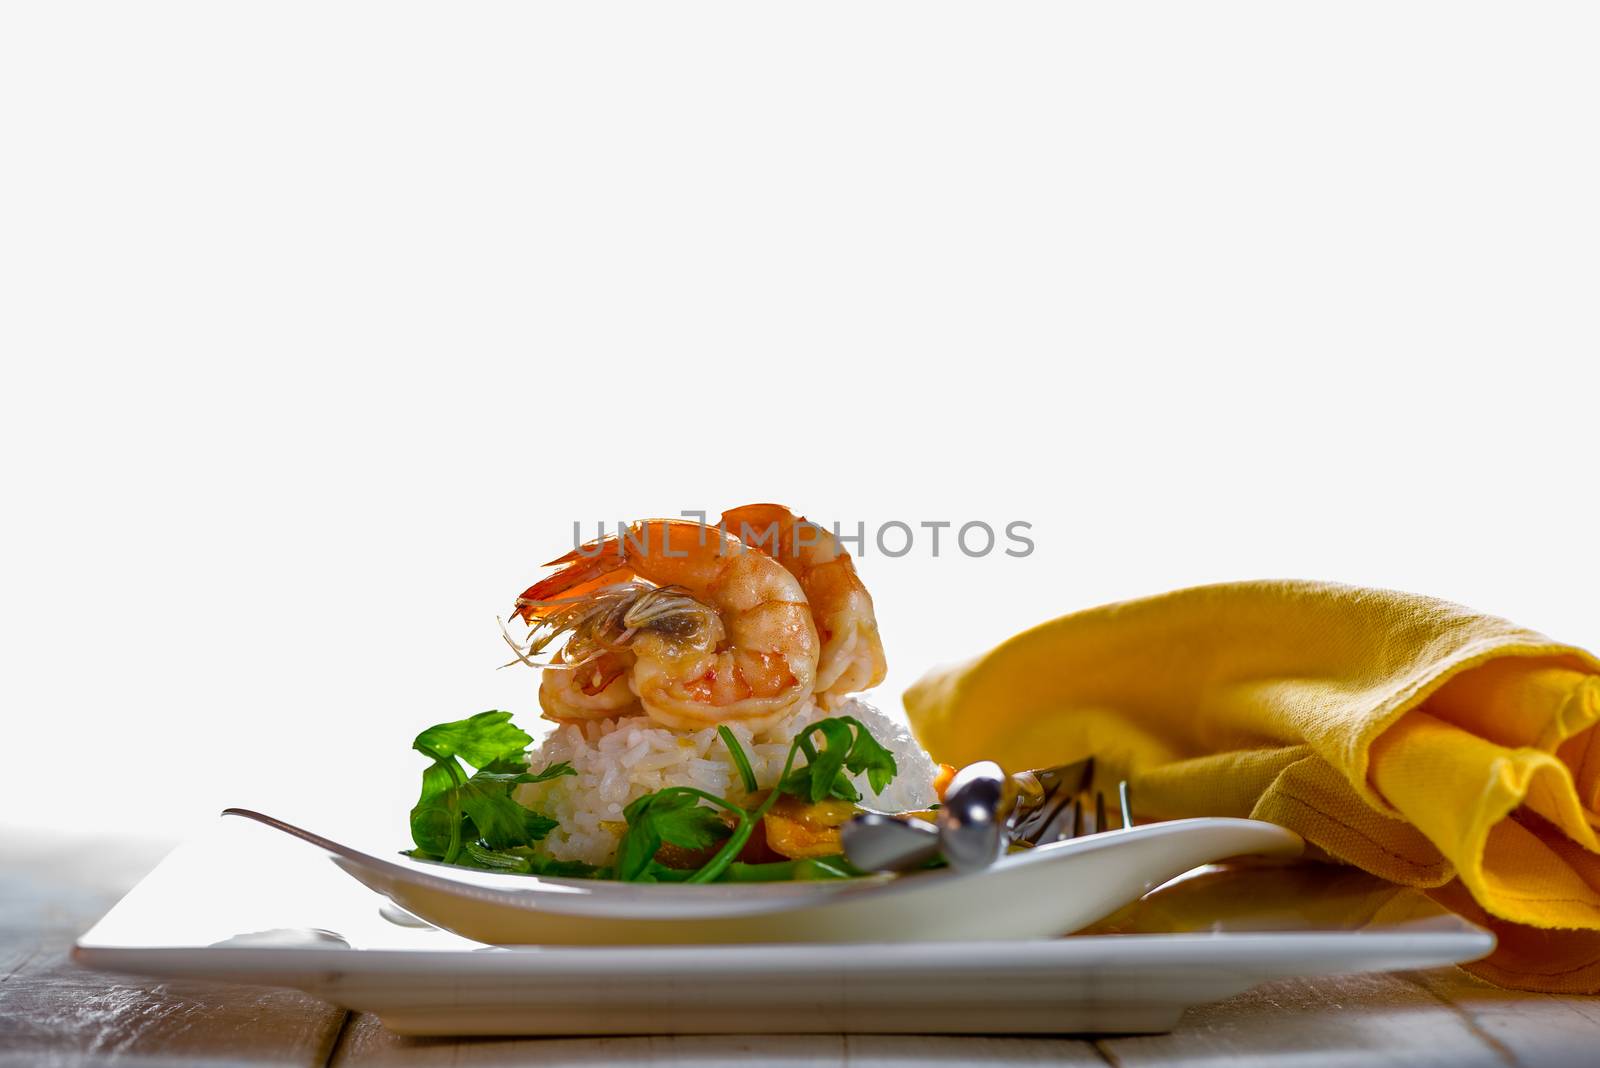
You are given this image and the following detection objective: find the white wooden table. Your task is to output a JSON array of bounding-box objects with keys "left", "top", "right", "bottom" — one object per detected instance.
[{"left": 4, "top": 828, "right": 1597, "bottom": 1067}]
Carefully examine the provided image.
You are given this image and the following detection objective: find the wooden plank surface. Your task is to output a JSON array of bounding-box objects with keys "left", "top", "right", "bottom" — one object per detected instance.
[
  {"left": 1404, "top": 967, "right": 1600, "bottom": 1068},
  {"left": 331, "top": 1023, "right": 1110, "bottom": 1067},
  {"left": 5, "top": 827, "right": 1600, "bottom": 1067},
  {"left": 1098, "top": 972, "right": 1517, "bottom": 1068},
  {"left": 0, "top": 827, "right": 348, "bottom": 1068},
  {"left": 323, "top": 974, "right": 1536, "bottom": 1068}
]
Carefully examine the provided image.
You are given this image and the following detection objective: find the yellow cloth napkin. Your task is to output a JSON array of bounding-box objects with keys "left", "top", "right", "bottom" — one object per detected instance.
[{"left": 903, "top": 580, "right": 1600, "bottom": 992}]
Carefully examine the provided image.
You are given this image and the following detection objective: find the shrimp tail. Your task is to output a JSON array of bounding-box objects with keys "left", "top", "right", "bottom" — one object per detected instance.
[{"left": 515, "top": 536, "right": 633, "bottom": 623}]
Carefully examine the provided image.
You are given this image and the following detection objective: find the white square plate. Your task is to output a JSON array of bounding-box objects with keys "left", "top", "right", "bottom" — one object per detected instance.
[{"left": 74, "top": 816, "right": 1493, "bottom": 1036}]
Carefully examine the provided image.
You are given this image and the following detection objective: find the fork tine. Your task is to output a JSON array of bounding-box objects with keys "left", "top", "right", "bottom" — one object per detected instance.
[
  {"left": 1008, "top": 757, "right": 1095, "bottom": 845},
  {"left": 1119, "top": 780, "right": 1133, "bottom": 829},
  {"left": 1036, "top": 796, "right": 1075, "bottom": 842},
  {"left": 1094, "top": 790, "right": 1106, "bottom": 835},
  {"left": 1018, "top": 786, "right": 1075, "bottom": 844}
]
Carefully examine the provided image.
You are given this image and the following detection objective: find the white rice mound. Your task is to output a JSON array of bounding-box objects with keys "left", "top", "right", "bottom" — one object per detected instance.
[{"left": 516, "top": 697, "right": 939, "bottom": 866}]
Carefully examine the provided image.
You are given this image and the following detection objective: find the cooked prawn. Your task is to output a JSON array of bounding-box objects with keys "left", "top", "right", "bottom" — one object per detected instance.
[
  {"left": 717, "top": 504, "right": 887, "bottom": 705},
  {"left": 509, "top": 520, "right": 820, "bottom": 731}
]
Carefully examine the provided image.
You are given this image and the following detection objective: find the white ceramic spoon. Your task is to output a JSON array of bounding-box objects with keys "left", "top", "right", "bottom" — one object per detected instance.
[{"left": 222, "top": 808, "right": 1304, "bottom": 946}]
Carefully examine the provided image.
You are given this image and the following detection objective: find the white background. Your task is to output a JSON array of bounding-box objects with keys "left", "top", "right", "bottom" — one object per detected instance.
[{"left": 3, "top": 3, "right": 1596, "bottom": 840}]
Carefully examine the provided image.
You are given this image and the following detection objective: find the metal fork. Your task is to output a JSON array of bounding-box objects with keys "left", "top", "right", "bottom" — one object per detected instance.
[{"left": 841, "top": 757, "right": 1134, "bottom": 874}]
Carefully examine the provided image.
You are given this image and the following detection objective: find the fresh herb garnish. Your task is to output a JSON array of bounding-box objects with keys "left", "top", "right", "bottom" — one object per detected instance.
[
  {"left": 414, "top": 711, "right": 535, "bottom": 767},
  {"left": 613, "top": 715, "right": 900, "bottom": 884},
  {"left": 458, "top": 841, "right": 604, "bottom": 879},
  {"left": 454, "top": 774, "right": 560, "bottom": 849},
  {"left": 718, "top": 725, "right": 759, "bottom": 794},
  {"left": 614, "top": 787, "right": 738, "bottom": 881},
  {"left": 409, "top": 758, "right": 467, "bottom": 860},
  {"left": 407, "top": 711, "right": 898, "bottom": 883},
  {"left": 717, "top": 857, "right": 861, "bottom": 882},
  {"left": 778, "top": 716, "right": 898, "bottom": 803},
  {"left": 408, "top": 711, "right": 572, "bottom": 864}
]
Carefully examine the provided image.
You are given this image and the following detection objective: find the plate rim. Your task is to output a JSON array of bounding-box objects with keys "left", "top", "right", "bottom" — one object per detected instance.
[
  {"left": 74, "top": 923, "right": 1497, "bottom": 980},
  {"left": 221, "top": 806, "right": 1305, "bottom": 920}
]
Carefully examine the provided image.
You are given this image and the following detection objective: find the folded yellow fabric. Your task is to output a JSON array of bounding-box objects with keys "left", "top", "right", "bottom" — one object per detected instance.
[{"left": 903, "top": 580, "right": 1600, "bottom": 992}]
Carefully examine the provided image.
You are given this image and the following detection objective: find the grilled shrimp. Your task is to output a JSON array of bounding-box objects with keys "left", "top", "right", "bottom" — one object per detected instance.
[
  {"left": 718, "top": 504, "right": 887, "bottom": 705},
  {"left": 511, "top": 520, "right": 820, "bottom": 731}
]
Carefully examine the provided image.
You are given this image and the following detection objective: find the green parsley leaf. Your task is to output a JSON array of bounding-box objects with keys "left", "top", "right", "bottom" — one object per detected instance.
[
  {"left": 615, "top": 796, "right": 664, "bottom": 882},
  {"left": 780, "top": 719, "right": 860, "bottom": 802},
  {"left": 471, "top": 759, "right": 577, "bottom": 786},
  {"left": 653, "top": 793, "right": 731, "bottom": 851},
  {"left": 456, "top": 771, "right": 559, "bottom": 849},
  {"left": 778, "top": 716, "right": 899, "bottom": 803},
  {"left": 410, "top": 758, "right": 466, "bottom": 859},
  {"left": 413, "top": 711, "right": 532, "bottom": 767},
  {"left": 459, "top": 840, "right": 535, "bottom": 871},
  {"left": 407, "top": 713, "right": 564, "bottom": 862},
  {"left": 840, "top": 716, "right": 898, "bottom": 794},
  {"left": 456, "top": 842, "right": 605, "bottom": 879},
  {"left": 614, "top": 788, "right": 733, "bottom": 882}
]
